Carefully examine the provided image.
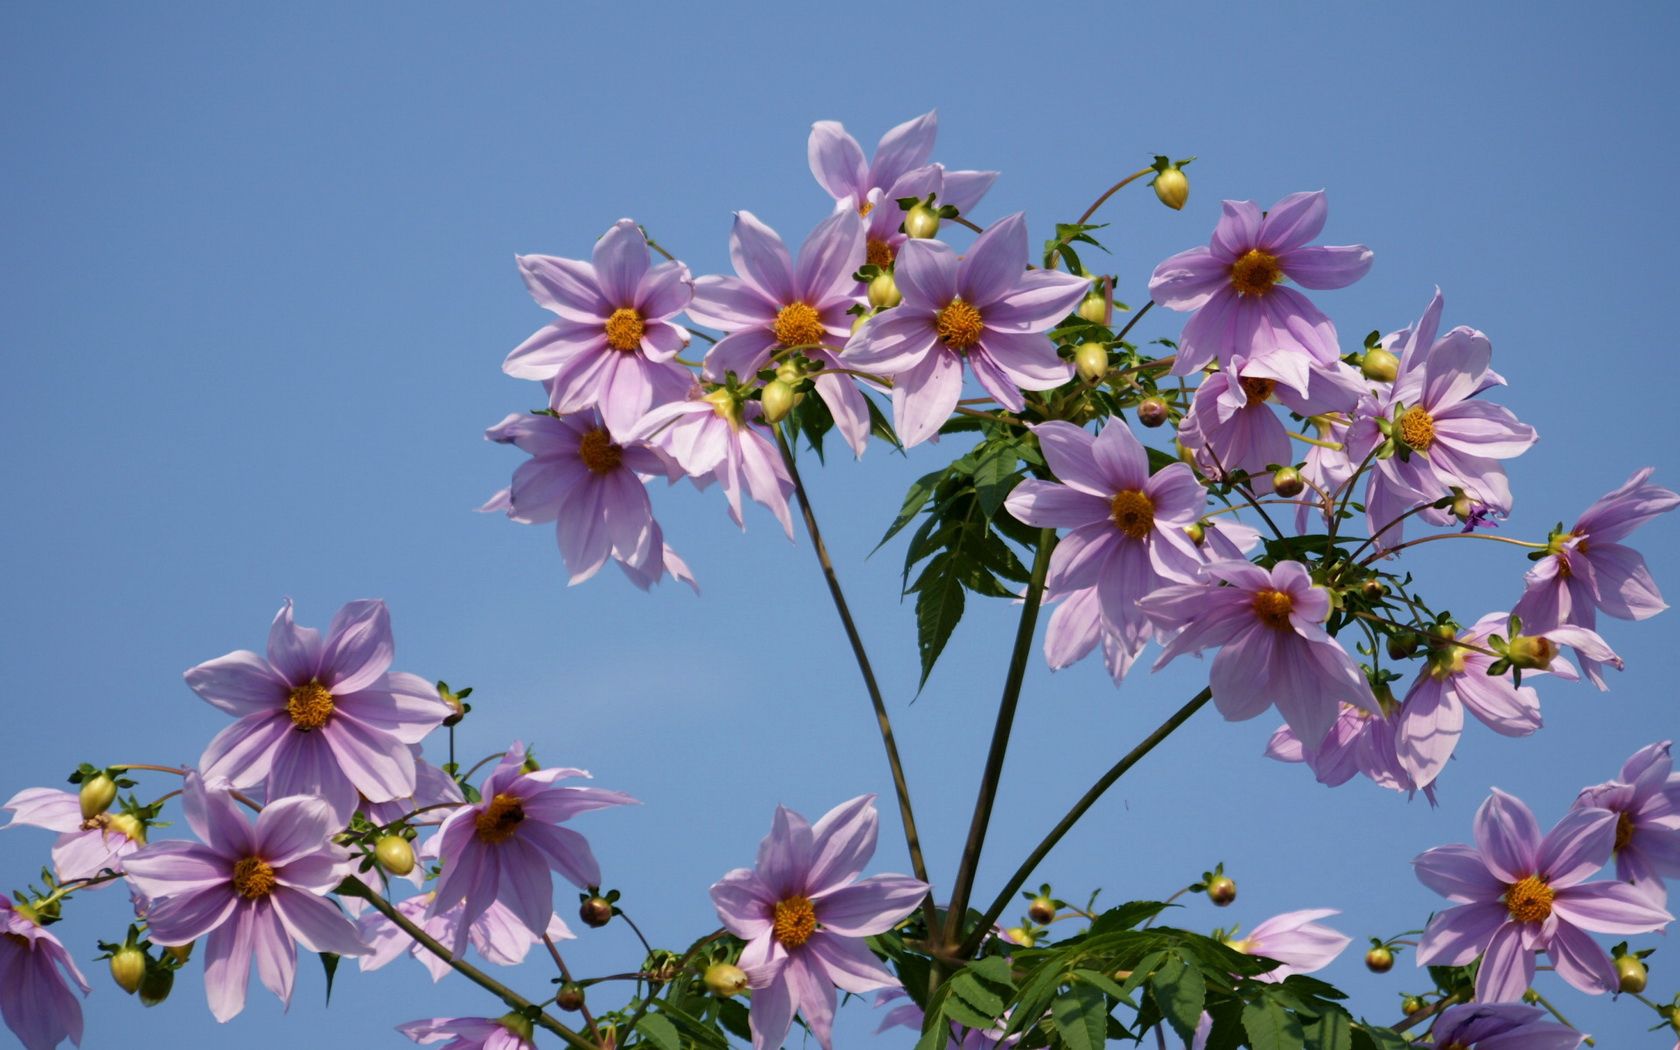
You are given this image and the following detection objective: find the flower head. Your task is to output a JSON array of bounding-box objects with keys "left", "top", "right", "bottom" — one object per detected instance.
[
  {"left": 630, "top": 388, "right": 794, "bottom": 535},
  {"left": 709, "top": 795, "right": 928, "bottom": 1050},
  {"left": 1224, "top": 908, "right": 1350, "bottom": 981},
  {"left": 398, "top": 1015, "right": 535, "bottom": 1050},
  {"left": 1266, "top": 700, "right": 1436, "bottom": 803},
  {"left": 1429, "top": 1002, "right": 1585, "bottom": 1049},
  {"left": 0, "top": 897, "right": 89, "bottom": 1050},
  {"left": 4, "top": 787, "right": 145, "bottom": 884},
  {"left": 1177, "top": 354, "right": 1363, "bottom": 487},
  {"left": 359, "top": 892, "right": 573, "bottom": 982},
  {"left": 1572, "top": 741, "right": 1680, "bottom": 905}
]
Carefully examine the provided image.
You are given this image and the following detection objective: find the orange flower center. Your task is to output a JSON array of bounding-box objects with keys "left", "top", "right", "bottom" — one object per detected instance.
[
  {"left": 1252, "top": 589, "right": 1295, "bottom": 629},
  {"left": 772, "top": 302, "right": 826, "bottom": 349},
  {"left": 286, "top": 680, "right": 334, "bottom": 731},
  {"left": 772, "top": 895, "right": 818, "bottom": 949},
  {"left": 604, "top": 307, "right": 645, "bottom": 352},
  {"left": 474, "top": 793, "right": 525, "bottom": 845},
  {"left": 1238, "top": 376, "right": 1275, "bottom": 403},
  {"left": 1505, "top": 874, "right": 1554, "bottom": 924},
  {"left": 231, "top": 856, "right": 277, "bottom": 900},
  {"left": 1614, "top": 810, "right": 1636, "bottom": 852},
  {"left": 1229, "top": 249, "right": 1284, "bottom": 297},
  {"left": 578, "top": 426, "right": 623, "bottom": 474},
  {"left": 866, "top": 240, "right": 896, "bottom": 268},
  {"left": 1398, "top": 405, "right": 1436, "bottom": 451},
  {"left": 935, "top": 299, "right": 984, "bottom": 350},
  {"left": 1109, "top": 489, "right": 1155, "bottom": 540},
  {"left": 858, "top": 199, "right": 875, "bottom": 217}
]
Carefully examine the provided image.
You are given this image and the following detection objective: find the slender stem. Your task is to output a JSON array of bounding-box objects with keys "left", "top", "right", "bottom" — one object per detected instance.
[
  {"left": 1142, "top": 885, "right": 1193, "bottom": 929},
  {"left": 942, "top": 530, "right": 1057, "bottom": 951},
  {"left": 544, "top": 934, "right": 601, "bottom": 1039},
  {"left": 620, "top": 928, "right": 726, "bottom": 1039},
  {"left": 114, "top": 763, "right": 188, "bottom": 776},
  {"left": 618, "top": 910, "right": 655, "bottom": 958},
  {"left": 1289, "top": 430, "right": 1344, "bottom": 451},
  {"left": 1326, "top": 443, "right": 1381, "bottom": 549},
  {"left": 344, "top": 884, "right": 595, "bottom": 1050},
  {"left": 1529, "top": 991, "right": 1594, "bottom": 1046},
  {"left": 1344, "top": 498, "right": 1449, "bottom": 564},
  {"left": 954, "top": 406, "right": 1026, "bottom": 427},
  {"left": 1350, "top": 611, "right": 1502, "bottom": 659},
  {"left": 1075, "top": 167, "right": 1154, "bottom": 228},
  {"left": 959, "top": 687, "right": 1214, "bottom": 957},
  {"left": 1358, "top": 531, "right": 1547, "bottom": 567},
  {"left": 950, "top": 215, "right": 983, "bottom": 233},
  {"left": 379, "top": 800, "right": 462, "bottom": 830},
  {"left": 460, "top": 751, "right": 504, "bottom": 783},
  {"left": 1111, "top": 301, "right": 1155, "bottom": 346},
  {"left": 773, "top": 427, "right": 937, "bottom": 933}
]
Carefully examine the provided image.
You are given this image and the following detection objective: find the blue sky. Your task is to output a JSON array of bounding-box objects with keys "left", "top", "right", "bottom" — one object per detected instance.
[{"left": 4, "top": 3, "right": 1679, "bottom": 1046}]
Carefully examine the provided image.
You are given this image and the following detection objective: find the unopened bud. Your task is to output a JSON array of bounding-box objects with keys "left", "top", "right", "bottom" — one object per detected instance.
[
  {"left": 109, "top": 945, "right": 147, "bottom": 995},
  {"left": 704, "top": 962, "right": 749, "bottom": 997},
  {"left": 851, "top": 311, "right": 871, "bottom": 335},
  {"left": 1387, "top": 630, "right": 1420, "bottom": 660},
  {"left": 867, "top": 271, "right": 902, "bottom": 310},
  {"left": 1074, "top": 342, "right": 1109, "bottom": 384},
  {"left": 1185, "top": 522, "right": 1206, "bottom": 546},
  {"left": 1271, "top": 466, "right": 1304, "bottom": 498},
  {"left": 1076, "top": 290, "right": 1108, "bottom": 325},
  {"left": 1364, "top": 946, "right": 1394, "bottom": 974},
  {"left": 1614, "top": 954, "right": 1647, "bottom": 994},
  {"left": 1206, "top": 875, "right": 1237, "bottom": 906},
  {"left": 556, "top": 983, "right": 587, "bottom": 1012},
  {"left": 1005, "top": 926, "right": 1037, "bottom": 947},
  {"left": 106, "top": 812, "right": 146, "bottom": 844},
  {"left": 1361, "top": 580, "right": 1388, "bottom": 601},
  {"left": 1153, "top": 167, "right": 1189, "bottom": 211},
  {"left": 1026, "top": 896, "right": 1056, "bottom": 925},
  {"left": 1504, "top": 634, "right": 1558, "bottom": 671},
  {"left": 79, "top": 774, "right": 118, "bottom": 820},
  {"left": 497, "top": 1012, "right": 536, "bottom": 1042},
  {"left": 1402, "top": 996, "right": 1425, "bottom": 1016},
  {"left": 375, "top": 835, "right": 415, "bottom": 876},
  {"left": 760, "top": 379, "right": 796, "bottom": 424},
  {"left": 138, "top": 961, "right": 174, "bottom": 1007},
  {"left": 1451, "top": 493, "right": 1475, "bottom": 522},
  {"left": 1136, "top": 396, "right": 1170, "bottom": 428},
  {"left": 1360, "top": 347, "right": 1399, "bottom": 384},
  {"left": 903, "top": 203, "right": 941, "bottom": 240},
  {"left": 164, "top": 943, "right": 193, "bottom": 964},
  {"left": 579, "top": 896, "right": 614, "bottom": 928}
]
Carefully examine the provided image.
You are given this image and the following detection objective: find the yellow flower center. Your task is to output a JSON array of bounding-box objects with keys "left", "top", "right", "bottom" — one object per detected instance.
[
  {"left": 935, "top": 298, "right": 984, "bottom": 350},
  {"left": 1504, "top": 874, "right": 1554, "bottom": 924},
  {"left": 772, "top": 895, "right": 818, "bottom": 949},
  {"left": 866, "top": 240, "right": 896, "bottom": 268},
  {"left": 1398, "top": 405, "right": 1436, "bottom": 451},
  {"left": 1109, "top": 489, "right": 1155, "bottom": 540},
  {"left": 231, "top": 856, "right": 277, "bottom": 900},
  {"left": 475, "top": 793, "right": 526, "bottom": 845},
  {"left": 858, "top": 199, "right": 875, "bottom": 217},
  {"left": 604, "top": 307, "right": 645, "bottom": 352},
  {"left": 1615, "top": 810, "right": 1636, "bottom": 852},
  {"left": 702, "top": 387, "right": 742, "bottom": 428},
  {"left": 772, "top": 302, "right": 827, "bottom": 349},
  {"left": 1229, "top": 249, "right": 1284, "bottom": 297},
  {"left": 1252, "top": 589, "right": 1295, "bottom": 629},
  {"left": 286, "top": 680, "right": 334, "bottom": 731},
  {"left": 1238, "top": 376, "right": 1275, "bottom": 403},
  {"left": 578, "top": 426, "right": 623, "bottom": 474}
]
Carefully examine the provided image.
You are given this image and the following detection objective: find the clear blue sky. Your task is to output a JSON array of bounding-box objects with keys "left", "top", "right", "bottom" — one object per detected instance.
[{"left": 4, "top": 3, "right": 1678, "bottom": 1046}]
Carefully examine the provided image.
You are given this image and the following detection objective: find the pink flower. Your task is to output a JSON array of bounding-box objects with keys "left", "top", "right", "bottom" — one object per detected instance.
[
  {"left": 1429, "top": 1002, "right": 1584, "bottom": 1049},
  {"left": 359, "top": 892, "right": 573, "bottom": 981},
  {"left": 1176, "top": 354, "right": 1363, "bottom": 487},
  {"left": 189, "top": 599, "right": 451, "bottom": 824},
  {"left": 3, "top": 787, "right": 144, "bottom": 884},
  {"left": 1572, "top": 741, "right": 1680, "bottom": 906},
  {"left": 1266, "top": 702, "right": 1435, "bottom": 803},
  {"left": 0, "top": 897, "right": 89, "bottom": 1050},
  {"left": 122, "top": 775, "right": 367, "bottom": 1021},
  {"left": 709, "top": 795, "right": 928, "bottom": 1050},
  {"left": 1225, "top": 908, "right": 1350, "bottom": 981},
  {"left": 631, "top": 389, "right": 794, "bottom": 536},
  {"left": 399, "top": 1015, "right": 535, "bottom": 1050}
]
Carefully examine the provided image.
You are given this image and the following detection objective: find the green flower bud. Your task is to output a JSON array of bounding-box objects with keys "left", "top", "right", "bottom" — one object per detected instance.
[
  {"left": 903, "top": 203, "right": 941, "bottom": 240},
  {"left": 556, "top": 982, "right": 587, "bottom": 1012},
  {"left": 704, "top": 962, "right": 749, "bottom": 997},
  {"left": 1615, "top": 954, "right": 1647, "bottom": 994},
  {"left": 1504, "top": 634, "right": 1558, "bottom": 671},
  {"left": 375, "top": 835, "right": 415, "bottom": 876},
  {"left": 579, "top": 896, "right": 614, "bottom": 928},
  {"left": 1005, "top": 926, "right": 1037, "bottom": 947},
  {"left": 1076, "top": 290, "right": 1108, "bottom": 325},
  {"left": 497, "top": 1012, "right": 536, "bottom": 1042},
  {"left": 1361, "top": 347, "right": 1399, "bottom": 384},
  {"left": 760, "top": 379, "right": 796, "bottom": 424},
  {"left": 110, "top": 945, "right": 147, "bottom": 995},
  {"left": 1272, "top": 466, "right": 1305, "bottom": 498},
  {"left": 1364, "top": 946, "right": 1394, "bottom": 973},
  {"left": 79, "top": 774, "right": 118, "bottom": 820},
  {"left": 1027, "top": 896, "right": 1056, "bottom": 925},
  {"left": 1206, "top": 875, "right": 1237, "bottom": 906},
  {"left": 1361, "top": 580, "right": 1388, "bottom": 601},
  {"left": 1136, "top": 397, "right": 1170, "bottom": 429},
  {"left": 1185, "top": 522, "right": 1206, "bottom": 546},
  {"left": 1402, "top": 996, "right": 1425, "bottom": 1015},
  {"left": 1074, "top": 342, "right": 1109, "bottom": 384},
  {"left": 851, "top": 311, "right": 871, "bottom": 335},
  {"left": 138, "top": 961, "right": 174, "bottom": 1007},
  {"left": 1153, "top": 167, "right": 1190, "bottom": 211},
  {"left": 107, "top": 812, "right": 146, "bottom": 844},
  {"left": 867, "top": 271, "right": 902, "bottom": 310},
  {"left": 1387, "top": 630, "right": 1420, "bottom": 660}
]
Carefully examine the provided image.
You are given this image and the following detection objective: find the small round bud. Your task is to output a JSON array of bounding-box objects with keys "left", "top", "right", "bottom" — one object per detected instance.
[
  {"left": 579, "top": 896, "right": 614, "bottom": 928},
  {"left": 375, "top": 835, "right": 415, "bottom": 876},
  {"left": 439, "top": 685, "right": 467, "bottom": 727},
  {"left": 1364, "top": 946, "right": 1394, "bottom": 974},
  {"left": 556, "top": 983, "right": 587, "bottom": 1012},
  {"left": 1026, "top": 896, "right": 1056, "bottom": 925},
  {"left": 1401, "top": 996, "right": 1425, "bottom": 1016},
  {"left": 1361, "top": 580, "right": 1388, "bottom": 601},
  {"left": 1668, "top": 1006, "right": 1680, "bottom": 1036},
  {"left": 109, "top": 945, "right": 147, "bottom": 994},
  {"left": 1185, "top": 522, "right": 1206, "bottom": 546},
  {"left": 1521, "top": 988, "right": 1541, "bottom": 1004},
  {"left": 1136, "top": 397, "right": 1170, "bottom": 429},
  {"left": 1074, "top": 342, "right": 1109, "bottom": 384},
  {"left": 903, "top": 203, "right": 941, "bottom": 240},
  {"left": 79, "top": 774, "right": 117, "bottom": 820},
  {"left": 704, "top": 962, "right": 749, "bottom": 997},
  {"left": 867, "top": 271, "right": 902, "bottom": 310},
  {"left": 1360, "top": 347, "right": 1399, "bottom": 384},
  {"left": 1076, "top": 290, "right": 1108, "bottom": 325},
  {"left": 1206, "top": 875, "right": 1237, "bottom": 906},
  {"left": 1004, "top": 926, "right": 1037, "bottom": 947},
  {"left": 138, "top": 961, "right": 174, "bottom": 1007},
  {"left": 1271, "top": 466, "right": 1305, "bottom": 498},
  {"left": 1614, "top": 954, "right": 1647, "bottom": 994},
  {"left": 1153, "top": 167, "right": 1189, "bottom": 211},
  {"left": 760, "top": 379, "right": 796, "bottom": 424},
  {"left": 1387, "top": 630, "right": 1420, "bottom": 661},
  {"left": 106, "top": 812, "right": 146, "bottom": 844},
  {"left": 1505, "top": 634, "right": 1559, "bottom": 671}
]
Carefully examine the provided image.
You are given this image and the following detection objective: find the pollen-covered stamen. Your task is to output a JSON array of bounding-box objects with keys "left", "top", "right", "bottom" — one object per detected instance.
[
  {"left": 231, "top": 856, "right": 277, "bottom": 900},
  {"left": 286, "top": 680, "right": 334, "bottom": 731},
  {"left": 1504, "top": 874, "right": 1554, "bottom": 924},
  {"left": 935, "top": 298, "right": 984, "bottom": 350},
  {"left": 604, "top": 307, "right": 645, "bottom": 352},
  {"left": 1238, "top": 376, "right": 1276, "bottom": 403},
  {"left": 858, "top": 200, "right": 875, "bottom": 217},
  {"left": 1109, "top": 489, "right": 1156, "bottom": 540},
  {"left": 866, "top": 240, "right": 896, "bottom": 268},
  {"left": 1252, "top": 589, "right": 1296, "bottom": 629},
  {"left": 1614, "top": 810, "right": 1636, "bottom": 852},
  {"left": 1229, "top": 249, "right": 1284, "bottom": 297},
  {"left": 1397, "top": 405, "right": 1437, "bottom": 451},
  {"left": 474, "top": 792, "right": 526, "bottom": 845},
  {"left": 578, "top": 426, "right": 624, "bottom": 474},
  {"left": 772, "top": 302, "right": 826, "bottom": 349},
  {"left": 772, "top": 895, "right": 818, "bottom": 949}
]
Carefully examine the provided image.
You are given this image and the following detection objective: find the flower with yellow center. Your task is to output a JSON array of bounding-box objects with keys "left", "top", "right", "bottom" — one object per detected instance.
[
  {"left": 865, "top": 240, "right": 895, "bottom": 268},
  {"left": 230, "top": 856, "right": 277, "bottom": 900},
  {"left": 771, "top": 302, "right": 826, "bottom": 349},
  {"left": 474, "top": 792, "right": 526, "bottom": 845},
  {"left": 1503, "top": 873, "right": 1553, "bottom": 924},
  {"left": 1251, "top": 588, "right": 1295, "bottom": 629},
  {"left": 603, "top": 307, "right": 645, "bottom": 352},
  {"left": 1238, "top": 375, "right": 1275, "bottom": 403},
  {"left": 1397, "top": 404, "right": 1436, "bottom": 451},
  {"left": 285, "top": 680, "right": 333, "bottom": 731},
  {"left": 934, "top": 298, "right": 984, "bottom": 350},
  {"left": 1229, "top": 249, "right": 1284, "bottom": 297},
  {"left": 771, "top": 895, "right": 818, "bottom": 948},
  {"left": 1109, "top": 489, "right": 1155, "bottom": 540},
  {"left": 577, "top": 427, "right": 623, "bottom": 475}
]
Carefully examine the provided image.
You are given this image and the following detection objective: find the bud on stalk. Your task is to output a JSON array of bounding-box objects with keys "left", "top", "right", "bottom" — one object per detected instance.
[
  {"left": 1271, "top": 466, "right": 1305, "bottom": 498},
  {"left": 1153, "top": 166, "right": 1189, "bottom": 210},
  {"left": 375, "top": 835, "right": 415, "bottom": 876},
  {"left": 1076, "top": 290, "right": 1108, "bottom": 325},
  {"left": 79, "top": 774, "right": 117, "bottom": 820},
  {"left": 867, "top": 271, "right": 902, "bottom": 310},
  {"left": 1136, "top": 397, "right": 1170, "bottom": 428},
  {"left": 704, "top": 962, "right": 749, "bottom": 997},
  {"left": 903, "top": 203, "right": 940, "bottom": 240},
  {"left": 109, "top": 945, "right": 147, "bottom": 994},
  {"left": 1074, "top": 342, "right": 1109, "bottom": 384},
  {"left": 1361, "top": 347, "right": 1399, "bottom": 383},
  {"left": 1206, "top": 875, "right": 1237, "bottom": 906},
  {"left": 760, "top": 379, "right": 796, "bottom": 424}
]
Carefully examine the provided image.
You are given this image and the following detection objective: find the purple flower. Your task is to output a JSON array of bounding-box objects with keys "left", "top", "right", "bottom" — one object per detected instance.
[
  {"left": 427, "top": 744, "right": 634, "bottom": 947},
  {"left": 1042, "top": 585, "right": 1148, "bottom": 685},
  {"left": 1177, "top": 354, "right": 1363, "bottom": 487},
  {"left": 851, "top": 160, "right": 997, "bottom": 273},
  {"left": 1148, "top": 191, "right": 1371, "bottom": 376},
  {"left": 1141, "top": 560, "right": 1380, "bottom": 750},
  {"left": 122, "top": 775, "right": 367, "bottom": 1021},
  {"left": 190, "top": 599, "right": 450, "bottom": 824},
  {"left": 1224, "top": 908, "right": 1350, "bottom": 981},
  {"left": 1266, "top": 701, "right": 1435, "bottom": 803},
  {"left": 1429, "top": 1002, "right": 1585, "bottom": 1049},
  {"left": 845, "top": 214, "right": 1088, "bottom": 446},
  {"left": 357, "top": 754, "right": 466, "bottom": 830},
  {"left": 689, "top": 210, "right": 876, "bottom": 456},
  {"left": 709, "top": 794, "right": 928, "bottom": 1050},
  {"left": 1414, "top": 789, "right": 1672, "bottom": 1002},
  {"left": 631, "top": 388, "right": 794, "bottom": 535},
  {"left": 399, "top": 1015, "right": 535, "bottom": 1050},
  {"left": 503, "top": 219, "right": 695, "bottom": 434},
  {"left": 481, "top": 409, "right": 696, "bottom": 590},
  {"left": 3, "top": 787, "right": 145, "bottom": 884},
  {"left": 1006, "top": 420, "right": 1207, "bottom": 641},
  {"left": 359, "top": 891, "right": 573, "bottom": 981},
  {"left": 0, "top": 897, "right": 89, "bottom": 1050},
  {"left": 1573, "top": 741, "right": 1680, "bottom": 905}
]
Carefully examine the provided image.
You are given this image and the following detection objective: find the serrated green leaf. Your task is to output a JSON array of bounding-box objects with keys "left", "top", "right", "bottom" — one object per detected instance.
[
  {"left": 875, "top": 469, "right": 944, "bottom": 554},
  {"left": 973, "top": 441, "right": 1025, "bottom": 518},
  {"left": 1150, "top": 953, "right": 1205, "bottom": 1043},
  {"left": 1351, "top": 1022, "right": 1411, "bottom": 1050},
  {"left": 950, "top": 972, "right": 1007, "bottom": 1017},
  {"left": 635, "top": 1014, "right": 681, "bottom": 1050},
  {"left": 1052, "top": 983, "right": 1108, "bottom": 1050},
  {"left": 942, "top": 992, "right": 1001, "bottom": 1031},
  {"left": 1304, "top": 1011, "right": 1354, "bottom": 1050},
  {"left": 914, "top": 556, "right": 965, "bottom": 689},
  {"left": 1243, "top": 999, "right": 1305, "bottom": 1050}
]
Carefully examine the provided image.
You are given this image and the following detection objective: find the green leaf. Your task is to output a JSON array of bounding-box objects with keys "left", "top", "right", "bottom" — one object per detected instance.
[
  {"left": 1051, "top": 983, "right": 1108, "bottom": 1050},
  {"left": 913, "top": 555, "right": 966, "bottom": 690},
  {"left": 319, "top": 952, "right": 339, "bottom": 1006},
  {"left": 635, "top": 1014, "right": 682, "bottom": 1050},
  {"left": 1304, "top": 1012, "right": 1354, "bottom": 1050},
  {"left": 949, "top": 971, "right": 1007, "bottom": 1017},
  {"left": 942, "top": 993, "right": 1001, "bottom": 1031},
  {"left": 1243, "top": 999, "right": 1305, "bottom": 1050},
  {"left": 973, "top": 440, "right": 1025, "bottom": 519},
  {"left": 1351, "top": 1022, "right": 1411, "bottom": 1050},
  {"left": 875, "top": 469, "right": 944, "bottom": 553},
  {"left": 1150, "top": 953, "right": 1205, "bottom": 1043}
]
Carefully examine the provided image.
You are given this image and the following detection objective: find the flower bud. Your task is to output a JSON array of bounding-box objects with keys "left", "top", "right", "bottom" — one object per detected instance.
[
  {"left": 1401, "top": 996, "right": 1425, "bottom": 1016},
  {"left": 704, "top": 962, "right": 749, "bottom": 997},
  {"left": 1451, "top": 493, "right": 1475, "bottom": 522},
  {"left": 109, "top": 945, "right": 147, "bottom": 994},
  {"left": 851, "top": 311, "right": 871, "bottom": 335},
  {"left": 107, "top": 812, "right": 146, "bottom": 844},
  {"left": 1364, "top": 946, "right": 1394, "bottom": 973},
  {"left": 1503, "top": 634, "right": 1558, "bottom": 671},
  {"left": 1271, "top": 466, "right": 1304, "bottom": 498},
  {"left": 497, "top": 1012, "right": 536, "bottom": 1042},
  {"left": 1614, "top": 954, "right": 1647, "bottom": 994},
  {"left": 1136, "top": 396, "right": 1170, "bottom": 428},
  {"left": 138, "top": 961, "right": 174, "bottom": 1007},
  {"left": 375, "top": 835, "right": 415, "bottom": 876},
  {"left": 1360, "top": 347, "right": 1399, "bottom": 384},
  {"left": 579, "top": 896, "right": 614, "bottom": 928},
  {"left": 79, "top": 774, "right": 117, "bottom": 820},
  {"left": 1185, "top": 522, "right": 1206, "bottom": 546},
  {"left": 1361, "top": 580, "right": 1388, "bottom": 601},
  {"left": 903, "top": 203, "right": 941, "bottom": 240},
  {"left": 867, "top": 271, "right": 902, "bottom": 310},
  {"left": 1074, "top": 342, "right": 1109, "bottom": 384},
  {"left": 1076, "top": 290, "right": 1108, "bottom": 325},
  {"left": 556, "top": 983, "right": 587, "bottom": 1012},
  {"left": 760, "top": 380, "right": 796, "bottom": 424},
  {"left": 1026, "top": 896, "right": 1056, "bottom": 925},
  {"left": 164, "top": 942, "right": 193, "bottom": 964},
  {"left": 1153, "top": 167, "right": 1189, "bottom": 211},
  {"left": 1005, "top": 926, "right": 1037, "bottom": 947},
  {"left": 1206, "top": 875, "right": 1237, "bottom": 906},
  {"left": 1387, "top": 630, "right": 1420, "bottom": 660}
]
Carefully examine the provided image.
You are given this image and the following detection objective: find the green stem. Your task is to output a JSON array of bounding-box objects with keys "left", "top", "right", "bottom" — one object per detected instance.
[
  {"left": 1358, "top": 530, "right": 1547, "bottom": 567},
  {"left": 1529, "top": 990, "right": 1593, "bottom": 1046},
  {"left": 620, "top": 928, "right": 726, "bottom": 1039}
]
